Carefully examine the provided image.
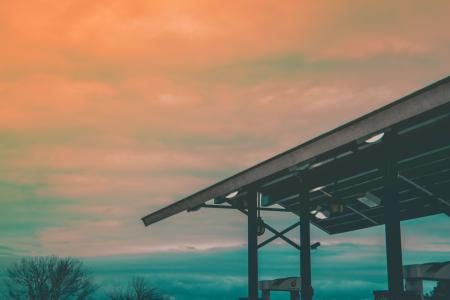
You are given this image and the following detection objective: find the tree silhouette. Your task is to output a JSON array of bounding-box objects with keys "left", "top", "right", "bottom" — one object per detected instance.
[
  {"left": 3, "top": 256, "right": 96, "bottom": 300},
  {"left": 107, "top": 277, "right": 163, "bottom": 300}
]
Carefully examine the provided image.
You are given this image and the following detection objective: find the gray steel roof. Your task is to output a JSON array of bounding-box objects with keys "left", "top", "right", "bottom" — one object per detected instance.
[{"left": 142, "top": 77, "right": 450, "bottom": 234}]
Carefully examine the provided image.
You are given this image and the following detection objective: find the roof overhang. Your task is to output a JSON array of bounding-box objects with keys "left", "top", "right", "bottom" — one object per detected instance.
[{"left": 141, "top": 77, "right": 450, "bottom": 233}]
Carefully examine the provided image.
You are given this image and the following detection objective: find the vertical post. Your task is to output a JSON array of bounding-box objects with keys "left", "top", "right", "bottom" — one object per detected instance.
[
  {"left": 383, "top": 133, "right": 404, "bottom": 300},
  {"left": 299, "top": 178, "right": 313, "bottom": 300},
  {"left": 248, "top": 190, "right": 259, "bottom": 300}
]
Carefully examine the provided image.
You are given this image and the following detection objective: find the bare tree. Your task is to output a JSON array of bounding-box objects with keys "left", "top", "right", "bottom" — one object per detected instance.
[
  {"left": 3, "top": 256, "right": 96, "bottom": 300},
  {"left": 107, "top": 277, "right": 162, "bottom": 300}
]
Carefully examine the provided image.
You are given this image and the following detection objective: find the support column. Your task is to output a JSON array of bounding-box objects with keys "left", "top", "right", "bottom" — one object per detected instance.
[
  {"left": 383, "top": 133, "right": 404, "bottom": 300},
  {"left": 248, "top": 190, "right": 259, "bottom": 300},
  {"left": 290, "top": 291, "right": 300, "bottom": 300},
  {"left": 299, "top": 182, "right": 313, "bottom": 300}
]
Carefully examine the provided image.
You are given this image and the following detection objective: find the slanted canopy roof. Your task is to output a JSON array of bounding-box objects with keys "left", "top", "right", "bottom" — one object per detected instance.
[{"left": 142, "top": 77, "right": 450, "bottom": 234}]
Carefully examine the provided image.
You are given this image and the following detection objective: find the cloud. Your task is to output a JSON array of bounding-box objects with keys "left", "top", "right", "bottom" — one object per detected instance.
[
  {"left": 1, "top": 0, "right": 449, "bottom": 259},
  {"left": 0, "top": 245, "right": 27, "bottom": 257},
  {"left": 1, "top": 0, "right": 449, "bottom": 78}
]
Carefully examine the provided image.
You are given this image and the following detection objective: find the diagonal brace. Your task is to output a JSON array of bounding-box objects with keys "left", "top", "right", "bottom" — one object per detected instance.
[
  {"left": 258, "top": 221, "right": 300, "bottom": 249},
  {"left": 237, "top": 208, "right": 301, "bottom": 250}
]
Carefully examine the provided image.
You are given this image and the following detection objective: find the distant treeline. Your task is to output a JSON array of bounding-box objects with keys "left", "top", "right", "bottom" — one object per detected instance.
[{"left": 2, "top": 255, "right": 166, "bottom": 300}]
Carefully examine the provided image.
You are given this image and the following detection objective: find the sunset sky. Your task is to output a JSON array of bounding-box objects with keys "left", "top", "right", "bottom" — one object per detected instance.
[{"left": 1, "top": 1, "right": 450, "bottom": 299}]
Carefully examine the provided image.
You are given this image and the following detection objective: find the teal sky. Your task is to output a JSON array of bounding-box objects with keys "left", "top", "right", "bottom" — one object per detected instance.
[{"left": 1, "top": 1, "right": 450, "bottom": 299}]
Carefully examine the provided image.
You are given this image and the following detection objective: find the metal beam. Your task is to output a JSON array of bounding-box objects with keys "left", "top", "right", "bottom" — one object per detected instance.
[
  {"left": 247, "top": 190, "right": 259, "bottom": 300},
  {"left": 325, "top": 199, "right": 441, "bottom": 234},
  {"left": 237, "top": 208, "right": 301, "bottom": 251},
  {"left": 398, "top": 173, "right": 450, "bottom": 209},
  {"left": 262, "top": 116, "right": 450, "bottom": 207},
  {"left": 318, "top": 189, "right": 379, "bottom": 226},
  {"left": 258, "top": 221, "right": 300, "bottom": 249},
  {"left": 141, "top": 77, "right": 450, "bottom": 226},
  {"left": 198, "top": 204, "right": 290, "bottom": 212},
  {"left": 346, "top": 205, "right": 379, "bottom": 225},
  {"left": 404, "top": 261, "right": 450, "bottom": 281},
  {"left": 383, "top": 133, "right": 404, "bottom": 300},
  {"left": 299, "top": 177, "right": 313, "bottom": 300},
  {"left": 263, "top": 223, "right": 302, "bottom": 251}
]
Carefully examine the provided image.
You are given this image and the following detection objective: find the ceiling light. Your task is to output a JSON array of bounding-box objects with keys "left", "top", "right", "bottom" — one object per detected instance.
[
  {"left": 310, "top": 186, "right": 325, "bottom": 193},
  {"left": 225, "top": 191, "right": 239, "bottom": 199},
  {"left": 310, "top": 160, "right": 327, "bottom": 169},
  {"left": 315, "top": 210, "right": 330, "bottom": 220},
  {"left": 357, "top": 192, "right": 382, "bottom": 208},
  {"left": 365, "top": 132, "right": 384, "bottom": 144}
]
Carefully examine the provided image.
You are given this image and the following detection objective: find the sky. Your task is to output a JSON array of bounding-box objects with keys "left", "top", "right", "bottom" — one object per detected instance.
[{"left": 1, "top": 1, "right": 450, "bottom": 299}]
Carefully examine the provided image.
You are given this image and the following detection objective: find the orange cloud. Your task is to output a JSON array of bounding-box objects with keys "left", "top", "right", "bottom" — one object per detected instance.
[
  {"left": 2, "top": 0, "right": 448, "bottom": 76},
  {"left": 2, "top": 0, "right": 450, "bottom": 257}
]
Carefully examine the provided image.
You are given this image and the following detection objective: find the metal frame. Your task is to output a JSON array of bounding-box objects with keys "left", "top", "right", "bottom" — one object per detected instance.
[
  {"left": 247, "top": 190, "right": 258, "bottom": 300},
  {"left": 141, "top": 77, "right": 450, "bottom": 300},
  {"left": 258, "top": 221, "right": 300, "bottom": 250},
  {"left": 196, "top": 204, "right": 289, "bottom": 212},
  {"left": 194, "top": 201, "right": 318, "bottom": 253},
  {"left": 141, "top": 77, "right": 450, "bottom": 227},
  {"left": 383, "top": 132, "right": 404, "bottom": 299},
  {"left": 298, "top": 175, "right": 313, "bottom": 300},
  {"left": 191, "top": 194, "right": 320, "bottom": 300},
  {"left": 398, "top": 173, "right": 450, "bottom": 216}
]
